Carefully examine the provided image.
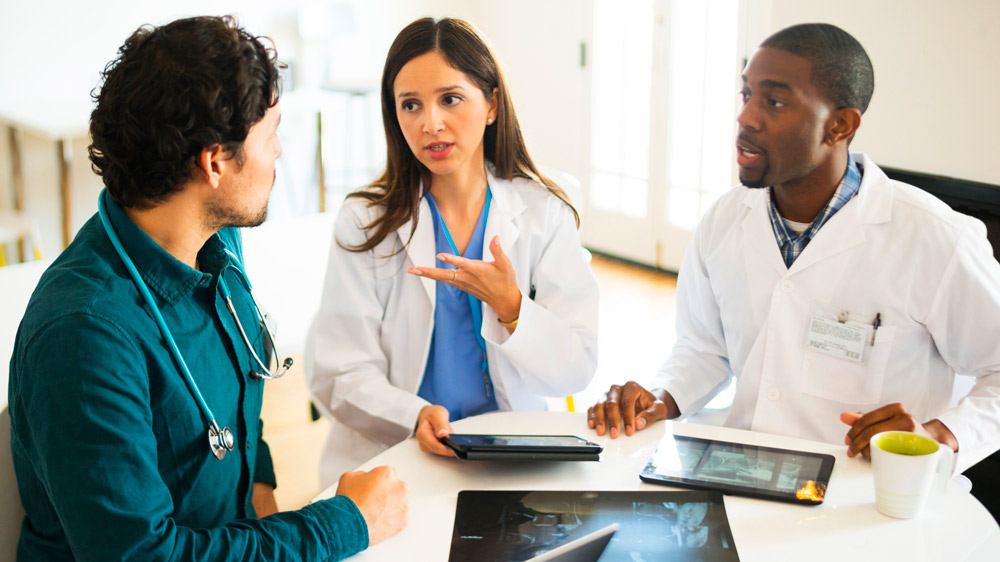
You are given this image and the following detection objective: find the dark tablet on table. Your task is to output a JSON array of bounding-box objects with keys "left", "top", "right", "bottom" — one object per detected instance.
[
  {"left": 640, "top": 434, "right": 835, "bottom": 505},
  {"left": 442, "top": 434, "right": 602, "bottom": 461},
  {"left": 449, "top": 489, "right": 739, "bottom": 561}
]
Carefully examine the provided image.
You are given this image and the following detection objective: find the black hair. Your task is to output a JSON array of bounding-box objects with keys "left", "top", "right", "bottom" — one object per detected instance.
[
  {"left": 88, "top": 16, "right": 282, "bottom": 209},
  {"left": 761, "top": 23, "right": 874, "bottom": 113}
]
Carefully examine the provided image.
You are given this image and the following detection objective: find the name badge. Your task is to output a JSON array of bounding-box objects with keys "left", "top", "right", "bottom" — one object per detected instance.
[{"left": 805, "top": 315, "right": 871, "bottom": 363}]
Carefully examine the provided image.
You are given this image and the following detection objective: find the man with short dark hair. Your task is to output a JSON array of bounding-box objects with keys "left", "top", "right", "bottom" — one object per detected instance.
[
  {"left": 9, "top": 16, "right": 406, "bottom": 560},
  {"left": 588, "top": 23, "right": 1000, "bottom": 476}
]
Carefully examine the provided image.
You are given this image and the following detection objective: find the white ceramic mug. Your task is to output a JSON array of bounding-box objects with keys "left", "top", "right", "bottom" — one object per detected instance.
[{"left": 870, "top": 431, "right": 955, "bottom": 519}]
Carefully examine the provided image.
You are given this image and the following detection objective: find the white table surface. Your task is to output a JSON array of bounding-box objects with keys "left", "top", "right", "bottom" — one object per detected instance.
[{"left": 314, "top": 411, "right": 1000, "bottom": 562}]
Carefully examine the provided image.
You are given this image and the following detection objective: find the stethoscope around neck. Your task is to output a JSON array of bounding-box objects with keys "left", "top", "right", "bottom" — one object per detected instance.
[{"left": 97, "top": 190, "right": 292, "bottom": 460}]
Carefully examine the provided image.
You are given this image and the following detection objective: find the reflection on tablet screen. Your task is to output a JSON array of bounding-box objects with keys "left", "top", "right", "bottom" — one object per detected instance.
[
  {"left": 526, "top": 523, "right": 618, "bottom": 562},
  {"left": 449, "top": 490, "right": 740, "bottom": 561},
  {"left": 641, "top": 435, "right": 834, "bottom": 504}
]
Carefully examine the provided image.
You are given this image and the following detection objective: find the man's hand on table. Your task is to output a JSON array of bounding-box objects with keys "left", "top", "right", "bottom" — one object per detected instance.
[
  {"left": 587, "top": 381, "right": 679, "bottom": 438},
  {"left": 841, "top": 402, "right": 958, "bottom": 459},
  {"left": 336, "top": 466, "right": 409, "bottom": 546}
]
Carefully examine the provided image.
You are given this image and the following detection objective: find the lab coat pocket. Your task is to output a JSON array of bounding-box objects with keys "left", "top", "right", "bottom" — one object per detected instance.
[{"left": 800, "top": 326, "right": 896, "bottom": 405}]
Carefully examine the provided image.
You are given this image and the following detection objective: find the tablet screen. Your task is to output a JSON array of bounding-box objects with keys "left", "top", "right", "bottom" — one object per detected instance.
[
  {"left": 449, "top": 490, "right": 739, "bottom": 562},
  {"left": 640, "top": 435, "right": 835, "bottom": 505}
]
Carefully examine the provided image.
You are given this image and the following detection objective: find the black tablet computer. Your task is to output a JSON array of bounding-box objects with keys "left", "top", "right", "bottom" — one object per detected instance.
[
  {"left": 639, "top": 434, "right": 835, "bottom": 505},
  {"left": 441, "top": 434, "right": 602, "bottom": 461},
  {"left": 449, "top": 490, "right": 739, "bottom": 561}
]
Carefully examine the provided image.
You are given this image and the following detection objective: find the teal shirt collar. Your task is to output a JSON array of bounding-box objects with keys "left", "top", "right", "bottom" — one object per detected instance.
[{"left": 102, "top": 194, "right": 229, "bottom": 305}]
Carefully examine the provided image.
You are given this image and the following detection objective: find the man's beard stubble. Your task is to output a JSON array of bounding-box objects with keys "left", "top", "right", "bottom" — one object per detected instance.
[
  {"left": 740, "top": 166, "right": 770, "bottom": 189},
  {"left": 206, "top": 171, "right": 274, "bottom": 230},
  {"left": 207, "top": 203, "right": 268, "bottom": 230}
]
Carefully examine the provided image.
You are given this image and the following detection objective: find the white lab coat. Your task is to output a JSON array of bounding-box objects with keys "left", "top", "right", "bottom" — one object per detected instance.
[
  {"left": 655, "top": 153, "right": 1000, "bottom": 473},
  {"left": 307, "top": 166, "right": 599, "bottom": 485}
]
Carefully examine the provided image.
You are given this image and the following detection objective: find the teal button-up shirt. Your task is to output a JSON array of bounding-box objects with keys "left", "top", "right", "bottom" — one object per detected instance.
[{"left": 8, "top": 196, "right": 367, "bottom": 561}]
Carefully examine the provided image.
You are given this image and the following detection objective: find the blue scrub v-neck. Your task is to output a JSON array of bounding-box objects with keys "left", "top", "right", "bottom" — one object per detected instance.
[{"left": 417, "top": 189, "right": 499, "bottom": 420}]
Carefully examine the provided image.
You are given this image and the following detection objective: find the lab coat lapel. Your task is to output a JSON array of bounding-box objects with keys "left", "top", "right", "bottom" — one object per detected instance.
[
  {"left": 483, "top": 171, "right": 524, "bottom": 260},
  {"left": 398, "top": 197, "right": 437, "bottom": 304},
  {"left": 786, "top": 197, "right": 866, "bottom": 275},
  {"left": 786, "top": 153, "right": 892, "bottom": 275},
  {"left": 741, "top": 190, "right": 788, "bottom": 276}
]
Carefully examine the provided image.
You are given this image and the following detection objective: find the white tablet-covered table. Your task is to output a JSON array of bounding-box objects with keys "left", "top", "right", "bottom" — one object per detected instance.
[{"left": 313, "top": 411, "right": 1000, "bottom": 561}]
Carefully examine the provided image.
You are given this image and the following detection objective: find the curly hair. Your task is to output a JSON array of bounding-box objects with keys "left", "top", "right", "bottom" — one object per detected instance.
[{"left": 88, "top": 16, "right": 281, "bottom": 209}]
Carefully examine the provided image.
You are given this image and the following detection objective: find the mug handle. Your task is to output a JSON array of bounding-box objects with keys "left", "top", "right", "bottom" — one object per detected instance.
[{"left": 935, "top": 443, "right": 956, "bottom": 493}]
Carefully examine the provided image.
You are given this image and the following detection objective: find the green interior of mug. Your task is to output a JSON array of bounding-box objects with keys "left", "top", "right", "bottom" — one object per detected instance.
[{"left": 873, "top": 432, "right": 939, "bottom": 456}]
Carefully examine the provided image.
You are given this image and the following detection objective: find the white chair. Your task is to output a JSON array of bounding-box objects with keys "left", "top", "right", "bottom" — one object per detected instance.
[
  {"left": 539, "top": 166, "right": 591, "bottom": 269},
  {"left": 1, "top": 258, "right": 50, "bottom": 561},
  {"left": 538, "top": 167, "right": 590, "bottom": 412},
  {"left": 239, "top": 213, "right": 336, "bottom": 356},
  {"left": 241, "top": 214, "right": 336, "bottom": 424},
  {"left": 539, "top": 166, "right": 585, "bottom": 226},
  {"left": 0, "top": 212, "right": 44, "bottom": 267}
]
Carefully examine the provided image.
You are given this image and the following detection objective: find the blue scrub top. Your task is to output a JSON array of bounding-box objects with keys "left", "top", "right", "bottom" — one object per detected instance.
[{"left": 418, "top": 190, "right": 500, "bottom": 420}]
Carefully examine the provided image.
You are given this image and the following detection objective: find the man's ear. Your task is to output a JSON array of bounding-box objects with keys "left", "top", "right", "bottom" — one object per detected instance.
[
  {"left": 825, "top": 108, "right": 862, "bottom": 146},
  {"left": 196, "top": 145, "right": 226, "bottom": 189}
]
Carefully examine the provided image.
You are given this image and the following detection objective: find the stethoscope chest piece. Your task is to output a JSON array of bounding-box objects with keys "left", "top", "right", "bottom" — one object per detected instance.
[{"left": 208, "top": 423, "right": 235, "bottom": 460}]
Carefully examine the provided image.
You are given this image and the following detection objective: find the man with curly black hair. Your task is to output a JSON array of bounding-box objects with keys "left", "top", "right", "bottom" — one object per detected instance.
[{"left": 9, "top": 16, "right": 407, "bottom": 560}]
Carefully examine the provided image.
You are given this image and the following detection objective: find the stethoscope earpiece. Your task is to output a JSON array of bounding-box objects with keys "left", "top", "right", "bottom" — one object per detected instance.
[{"left": 248, "top": 355, "right": 292, "bottom": 381}]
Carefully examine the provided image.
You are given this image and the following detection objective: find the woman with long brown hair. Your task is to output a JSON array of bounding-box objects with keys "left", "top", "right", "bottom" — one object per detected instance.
[{"left": 307, "top": 17, "right": 599, "bottom": 485}]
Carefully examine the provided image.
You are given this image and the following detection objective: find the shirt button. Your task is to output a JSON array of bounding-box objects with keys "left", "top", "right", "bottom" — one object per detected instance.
[
  {"left": 767, "top": 387, "right": 781, "bottom": 401},
  {"left": 198, "top": 278, "right": 209, "bottom": 286},
  {"left": 781, "top": 280, "right": 794, "bottom": 293}
]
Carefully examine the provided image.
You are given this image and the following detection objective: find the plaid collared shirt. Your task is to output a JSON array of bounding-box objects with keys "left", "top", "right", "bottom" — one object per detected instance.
[{"left": 766, "top": 154, "right": 862, "bottom": 268}]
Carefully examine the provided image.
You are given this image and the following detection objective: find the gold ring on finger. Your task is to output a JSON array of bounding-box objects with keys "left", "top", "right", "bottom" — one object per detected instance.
[{"left": 452, "top": 269, "right": 458, "bottom": 282}]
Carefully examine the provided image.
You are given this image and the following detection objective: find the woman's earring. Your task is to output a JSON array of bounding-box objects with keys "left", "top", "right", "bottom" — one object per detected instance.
[{"left": 487, "top": 118, "right": 494, "bottom": 124}]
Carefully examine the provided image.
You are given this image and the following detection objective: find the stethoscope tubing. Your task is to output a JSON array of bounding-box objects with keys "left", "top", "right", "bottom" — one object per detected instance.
[
  {"left": 97, "top": 190, "right": 290, "bottom": 459},
  {"left": 97, "top": 190, "right": 223, "bottom": 433},
  {"left": 216, "top": 255, "right": 292, "bottom": 380}
]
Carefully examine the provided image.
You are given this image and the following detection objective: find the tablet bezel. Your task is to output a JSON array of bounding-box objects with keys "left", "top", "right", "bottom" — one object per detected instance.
[
  {"left": 639, "top": 434, "right": 835, "bottom": 505},
  {"left": 442, "top": 434, "right": 603, "bottom": 455}
]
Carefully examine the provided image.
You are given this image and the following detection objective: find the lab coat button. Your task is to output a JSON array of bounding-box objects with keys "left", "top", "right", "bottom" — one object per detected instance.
[
  {"left": 781, "top": 281, "right": 794, "bottom": 293},
  {"left": 767, "top": 387, "right": 780, "bottom": 401}
]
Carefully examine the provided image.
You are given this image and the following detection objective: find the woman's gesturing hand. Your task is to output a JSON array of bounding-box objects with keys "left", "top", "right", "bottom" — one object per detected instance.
[{"left": 407, "top": 235, "right": 522, "bottom": 326}]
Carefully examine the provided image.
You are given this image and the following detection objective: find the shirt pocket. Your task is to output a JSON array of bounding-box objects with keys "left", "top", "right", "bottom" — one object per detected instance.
[{"left": 800, "top": 325, "right": 896, "bottom": 405}]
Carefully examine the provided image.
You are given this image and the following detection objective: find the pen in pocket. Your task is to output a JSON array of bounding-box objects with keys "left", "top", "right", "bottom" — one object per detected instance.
[{"left": 870, "top": 312, "right": 881, "bottom": 346}]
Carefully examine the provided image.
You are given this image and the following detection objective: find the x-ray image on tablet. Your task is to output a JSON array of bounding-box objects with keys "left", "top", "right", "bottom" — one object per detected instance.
[
  {"left": 448, "top": 490, "right": 740, "bottom": 562},
  {"left": 639, "top": 434, "right": 835, "bottom": 505}
]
